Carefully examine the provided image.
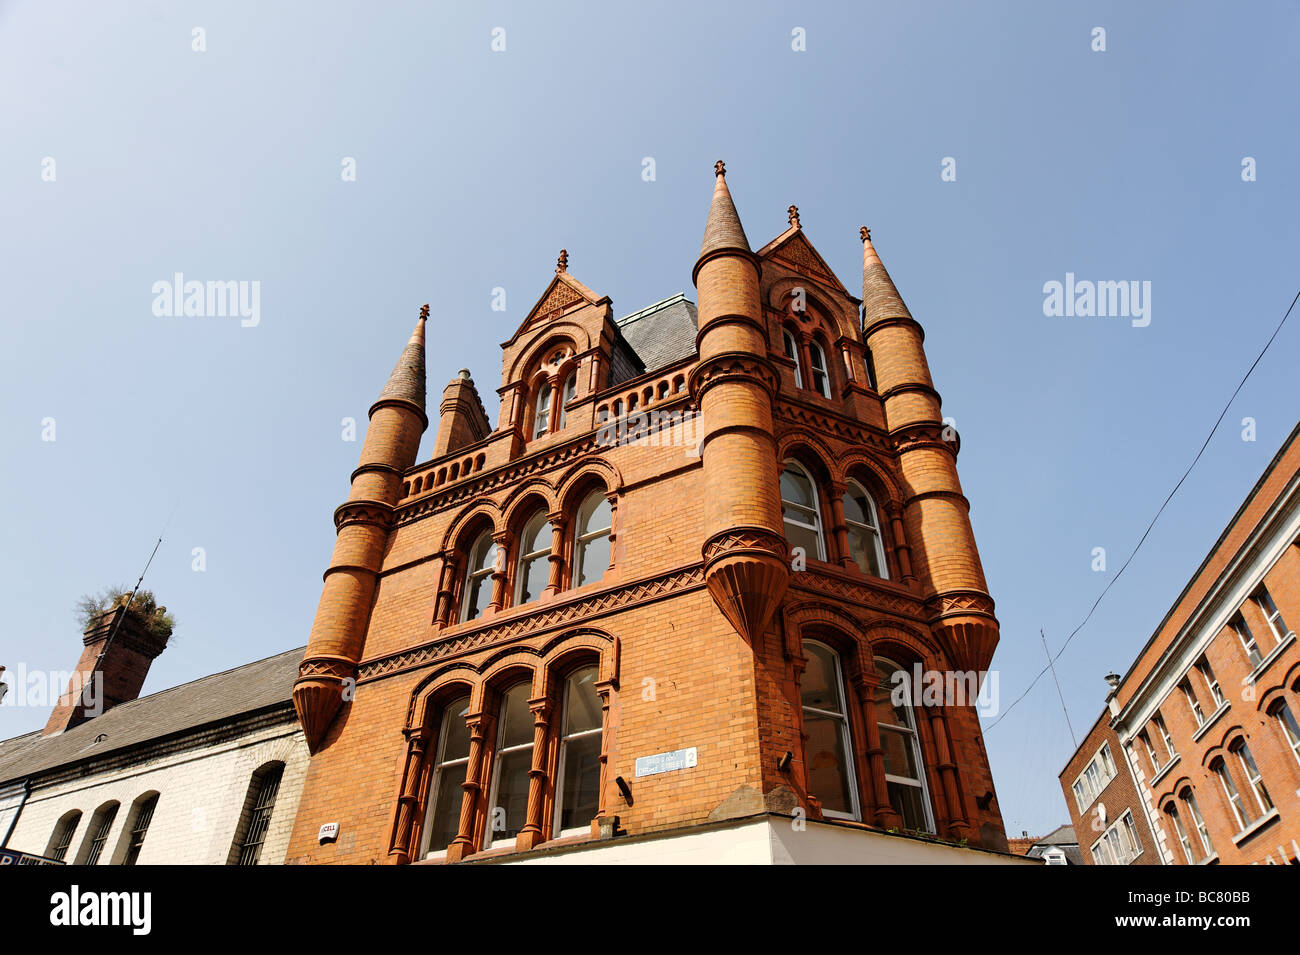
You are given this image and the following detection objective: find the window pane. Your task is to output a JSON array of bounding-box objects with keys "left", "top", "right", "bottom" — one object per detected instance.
[
  {"left": 465, "top": 572, "right": 493, "bottom": 620},
  {"left": 498, "top": 683, "right": 533, "bottom": 749},
  {"left": 780, "top": 466, "right": 815, "bottom": 508},
  {"left": 521, "top": 513, "right": 552, "bottom": 556},
  {"left": 426, "top": 762, "right": 467, "bottom": 853},
  {"left": 564, "top": 667, "right": 601, "bottom": 733},
  {"left": 558, "top": 732, "right": 602, "bottom": 832},
  {"left": 574, "top": 534, "right": 609, "bottom": 587},
  {"left": 440, "top": 697, "right": 472, "bottom": 761},
  {"left": 848, "top": 526, "right": 884, "bottom": 576},
  {"left": 784, "top": 521, "right": 821, "bottom": 561},
  {"left": 800, "top": 644, "right": 842, "bottom": 713},
  {"left": 880, "top": 726, "right": 920, "bottom": 779},
  {"left": 803, "top": 713, "right": 853, "bottom": 815},
  {"left": 577, "top": 492, "right": 611, "bottom": 535},
  {"left": 888, "top": 782, "right": 929, "bottom": 831},
  {"left": 873, "top": 662, "right": 910, "bottom": 728},
  {"left": 518, "top": 555, "right": 549, "bottom": 604},
  {"left": 490, "top": 748, "right": 532, "bottom": 841}
]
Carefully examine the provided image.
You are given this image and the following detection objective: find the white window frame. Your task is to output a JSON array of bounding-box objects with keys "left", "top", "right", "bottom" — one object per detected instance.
[
  {"left": 570, "top": 491, "right": 612, "bottom": 588},
  {"left": 1213, "top": 757, "right": 1250, "bottom": 830},
  {"left": 1071, "top": 741, "right": 1117, "bottom": 811},
  {"left": 533, "top": 380, "right": 552, "bottom": 438},
  {"left": 1180, "top": 680, "right": 1205, "bottom": 726},
  {"left": 783, "top": 329, "right": 803, "bottom": 388},
  {"left": 556, "top": 372, "right": 576, "bottom": 431},
  {"left": 553, "top": 666, "right": 603, "bottom": 838},
  {"left": 514, "top": 512, "right": 552, "bottom": 605},
  {"left": 1197, "top": 658, "right": 1225, "bottom": 707},
  {"left": 1273, "top": 699, "right": 1300, "bottom": 767},
  {"left": 484, "top": 683, "right": 534, "bottom": 850},
  {"left": 1253, "top": 586, "right": 1291, "bottom": 645},
  {"left": 1091, "top": 810, "right": 1141, "bottom": 865},
  {"left": 1233, "top": 614, "right": 1263, "bottom": 668},
  {"left": 1167, "top": 805, "right": 1195, "bottom": 864},
  {"left": 421, "top": 697, "right": 472, "bottom": 860},
  {"left": 803, "top": 641, "right": 861, "bottom": 822},
  {"left": 460, "top": 532, "right": 497, "bottom": 622},
  {"left": 1154, "top": 714, "right": 1177, "bottom": 760},
  {"left": 875, "top": 656, "right": 934, "bottom": 833},
  {"left": 781, "top": 461, "right": 826, "bottom": 561},
  {"left": 843, "top": 480, "right": 889, "bottom": 579},
  {"left": 1233, "top": 741, "right": 1272, "bottom": 816},
  {"left": 808, "top": 340, "right": 831, "bottom": 398}
]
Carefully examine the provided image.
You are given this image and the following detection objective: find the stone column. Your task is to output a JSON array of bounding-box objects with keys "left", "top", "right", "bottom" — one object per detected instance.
[
  {"left": 542, "top": 511, "right": 567, "bottom": 599},
  {"left": 388, "top": 727, "right": 428, "bottom": 863},
  {"left": 446, "top": 712, "right": 487, "bottom": 862},
  {"left": 516, "top": 698, "right": 552, "bottom": 851},
  {"left": 828, "top": 480, "right": 852, "bottom": 569}
]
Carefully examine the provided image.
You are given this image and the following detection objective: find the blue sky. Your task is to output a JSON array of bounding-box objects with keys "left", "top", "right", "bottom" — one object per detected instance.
[{"left": 1, "top": 1, "right": 1297, "bottom": 837}]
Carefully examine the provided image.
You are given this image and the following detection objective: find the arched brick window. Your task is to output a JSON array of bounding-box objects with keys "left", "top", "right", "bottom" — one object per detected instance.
[
  {"left": 571, "top": 491, "right": 611, "bottom": 587},
  {"left": 843, "top": 480, "right": 887, "bottom": 578},
  {"left": 1179, "top": 785, "right": 1214, "bottom": 860},
  {"left": 485, "top": 681, "right": 534, "bottom": 848},
  {"left": 782, "top": 329, "right": 803, "bottom": 388},
  {"left": 809, "top": 338, "right": 831, "bottom": 397},
  {"left": 116, "top": 791, "right": 159, "bottom": 865},
  {"left": 422, "top": 695, "right": 472, "bottom": 858},
  {"left": 515, "top": 511, "right": 553, "bottom": 606},
  {"left": 462, "top": 531, "right": 498, "bottom": 622},
  {"left": 873, "top": 657, "right": 935, "bottom": 833},
  {"left": 801, "top": 641, "right": 859, "bottom": 820},
  {"left": 781, "top": 461, "right": 824, "bottom": 561},
  {"left": 533, "top": 381, "right": 553, "bottom": 439},
  {"left": 1269, "top": 697, "right": 1300, "bottom": 766},
  {"left": 554, "top": 664, "right": 602, "bottom": 836},
  {"left": 557, "top": 372, "right": 577, "bottom": 430},
  {"left": 1164, "top": 802, "right": 1195, "bottom": 864},
  {"left": 77, "top": 801, "right": 119, "bottom": 865}
]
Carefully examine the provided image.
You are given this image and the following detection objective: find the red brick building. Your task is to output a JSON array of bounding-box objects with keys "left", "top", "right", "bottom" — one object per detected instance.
[
  {"left": 1061, "top": 424, "right": 1300, "bottom": 865},
  {"left": 284, "top": 165, "right": 1021, "bottom": 864}
]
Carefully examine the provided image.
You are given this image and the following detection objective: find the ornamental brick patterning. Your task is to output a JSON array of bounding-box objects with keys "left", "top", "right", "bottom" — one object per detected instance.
[{"left": 286, "top": 164, "right": 1009, "bottom": 864}]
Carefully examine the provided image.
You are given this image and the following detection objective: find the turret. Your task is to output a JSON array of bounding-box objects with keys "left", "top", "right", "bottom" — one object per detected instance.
[
  {"left": 689, "top": 162, "right": 789, "bottom": 643},
  {"left": 433, "top": 368, "right": 490, "bottom": 457},
  {"left": 293, "top": 306, "right": 429, "bottom": 751},
  {"left": 860, "top": 229, "right": 998, "bottom": 675}
]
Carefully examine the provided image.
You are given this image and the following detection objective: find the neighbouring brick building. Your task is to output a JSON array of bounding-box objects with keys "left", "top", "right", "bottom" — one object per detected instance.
[
  {"left": 1061, "top": 423, "right": 1300, "bottom": 865},
  {"left": 0, "top": 597, "right": 309, "bottom": 865},
  {"left": 286, "top": 164, "right": 1025, "bottom": 864}
]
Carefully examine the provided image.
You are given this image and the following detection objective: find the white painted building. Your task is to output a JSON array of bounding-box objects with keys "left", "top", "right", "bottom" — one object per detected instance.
[{"left": 0, "top": 647, "right": 309, "bottom": 865}]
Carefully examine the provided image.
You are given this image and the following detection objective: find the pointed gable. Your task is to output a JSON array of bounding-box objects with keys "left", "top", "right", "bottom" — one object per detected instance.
[
  {"left": 504, "top": 271, "right": 607, "bottom": 347},
  {"left": 758, "top": 228, "right": 851, "bottom": 297}
]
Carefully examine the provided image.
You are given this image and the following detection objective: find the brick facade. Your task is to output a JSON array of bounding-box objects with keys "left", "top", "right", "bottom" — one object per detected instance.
[
  {"left": 1061, "top": 425, "right": 1300, "bottom": 865},
  {"left": 286, "top": 167, "right": 1011, "bottom": 864}
]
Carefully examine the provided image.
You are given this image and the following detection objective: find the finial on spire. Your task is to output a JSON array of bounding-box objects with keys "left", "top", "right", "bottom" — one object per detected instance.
[
  {"left": 788, "top": 205, "right": 800, "bottom": 229},
  {"left": 860, "top": 226, "right": 871, "bottom": 243},
  {"left": 419, "top": 303, "right": 430, "bottom": 321},
  {"left": 556, "top": 249, "right": 568, "bottom": 274},
  {"left": 714, "top": 159, "right": 726, "bottom": 178}
]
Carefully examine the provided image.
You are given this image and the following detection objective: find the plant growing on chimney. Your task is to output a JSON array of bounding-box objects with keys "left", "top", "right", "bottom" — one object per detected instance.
[{"left": 75, "top": 586, "right": 176, "bottom": 642}]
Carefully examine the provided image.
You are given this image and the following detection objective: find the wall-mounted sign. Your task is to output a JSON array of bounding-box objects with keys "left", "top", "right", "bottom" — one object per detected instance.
[
  {"left": 635, "top": 746, "right": 697, "bottom": 778},
  {"left": 318, "top": 822, "right": 340, "bottom": 844}
]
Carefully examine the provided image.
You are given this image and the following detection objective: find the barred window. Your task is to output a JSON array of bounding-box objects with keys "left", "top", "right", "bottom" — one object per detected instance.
[
  {"left": 80, "top": 802, "right": 119, "bottom": 865},
  {"left": 46, "top": 810, "right": 81, "bottom": 862},
  {"left": 121, "top": 793, "right": 159, "bottom": 866},
  {"left": 233, "top": 764, "right": 284, "bottom": 865}
]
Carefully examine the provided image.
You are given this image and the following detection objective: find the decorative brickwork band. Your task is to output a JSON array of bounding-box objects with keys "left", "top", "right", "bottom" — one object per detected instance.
[{"left": 687, "top": 350, "right": 780, "bottom": 409}]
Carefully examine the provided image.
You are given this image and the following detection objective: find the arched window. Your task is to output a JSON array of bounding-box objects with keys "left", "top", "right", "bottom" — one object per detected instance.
[
  {"left": 843, "top": 481, "right": 888, "bottom": 578},
  {"left": 1165, "top": 803, "right": 1194, "bottom": 864},
  {"left": 118, "top": 792, "right": 159, "bottom": 866},
  {"left": 873, "top": 658, "right": 934, "bottom": 832},
  {"left": 572, "top": 491, "right": 612, "bottom": 587},
  {"left": 1179, "top": 786, "right": 1213, "bottom": 859},
  {"left": 783, "top": 329, "right": 803, "bottom": 388},
  {"left": 486, "top": 682, "right": 533, "bottom": 848},
  {"left": 515, "top": 512, "right": 553, "bottom": 605},
  {"left": 422, "top": 695, "right": 471, "bottom": 857},
  {"left": 461, "top": 531, "right": 498, "bottom": 622},
  {"left": 1270, "top": 698, "right": 1300, "bottom": 766},
  {"left": 555, "top": 665, "right": 603, "bottom": 836},
  {"left": 1230, "top": 739, "right": 1272, "bottom": 817},
  {"left": 801, "top": 641, "right": 859, "bottom": 820},
  {"left": 864, "top": 345, "right": 878, "bottom": 391},
  {"left": 556, "top": 372, "right": 577, "bottom": 430},
  {"left": 781, "top": 462, "right": 824, "bottom": 561},
  {"left": 1211, "top": 756, "right": 1250, "bottom": 830},
  {"left": 45, "top": 810, "right": 81, "bottom": 862},
  {"left": 230, "top": 763, "right": 283, "bottom": 865},
  {"left": 78, "top": 801, "right": 120, "bottom": 865},
  {"left": 533, "top": 381, "right": 552, "bottom": 438},
  {"left": 809, "top": 340, "right": 831, "bottom": 397}
]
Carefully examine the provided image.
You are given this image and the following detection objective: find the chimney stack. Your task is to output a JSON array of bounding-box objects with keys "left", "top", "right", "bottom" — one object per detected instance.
[{"left": 44, "top": 595, "right": 172, "bottom": 736}]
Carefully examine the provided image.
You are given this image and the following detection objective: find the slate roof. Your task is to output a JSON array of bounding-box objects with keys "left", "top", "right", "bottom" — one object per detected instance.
[
  {"left": 0, "top": 646, "right": 304, "bottom": 786},
  {"left": 616, "top": 293, "right": 699, "bottom": 375}
]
